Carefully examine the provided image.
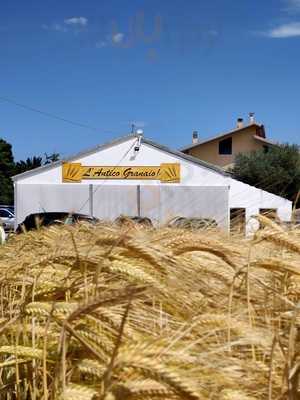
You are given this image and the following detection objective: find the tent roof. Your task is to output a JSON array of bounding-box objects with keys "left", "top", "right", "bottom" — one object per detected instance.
[{"left": 13, "top": 133, "right": 229, "bottom": 182}]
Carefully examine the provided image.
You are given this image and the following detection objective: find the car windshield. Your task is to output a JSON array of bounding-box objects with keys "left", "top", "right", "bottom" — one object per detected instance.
[
  {"left": 0, "top": 206, "right": 14, "bottom": 214},
  {"left": 0, "top": 209, "right": 13, "bottom": 218}
]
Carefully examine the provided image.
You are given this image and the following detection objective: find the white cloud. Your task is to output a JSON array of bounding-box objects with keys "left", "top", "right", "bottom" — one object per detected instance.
[
  {"left": 266, "top": 22, "right": 300, "bottom": 37},
  {"left": 43, "top": 17, "right": 88, "bottom": 33},
  {"left": 285, "top": 0, "right": 300, "bottom": 11},
  {"left": 207, "top": 29, "right": 218, "bottom": 37},
  {"left": 112, "top": 32, "right": 124, "bottom": 44},
  {"left": 96, "top": 32, "right": 125, "bottom": 49},
  {"left": 96, "top": 40, "right": 107, "bottom": 48},
  {"left": 64, "top": 17, "right": 88, "bottom": 27},
  {"left": 42, "top": 23, "right": 67, "bottom": 32}
]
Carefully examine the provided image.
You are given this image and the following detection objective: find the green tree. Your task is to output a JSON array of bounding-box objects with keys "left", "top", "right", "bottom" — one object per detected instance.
[
  {"left": 44, "top": 152, "right": 60, "bottom": 165},
  {"left": 15, "top": 153, "right": 60, "bottom": 175},
  {"left": 232, "top": 144, "right": 300, "bottom": 204},
  {"left": 0, "top": 139, "right": 15, "bottom": 204},
  {"left": 14, "top": 156, "right": 43, "bottom": 175}
]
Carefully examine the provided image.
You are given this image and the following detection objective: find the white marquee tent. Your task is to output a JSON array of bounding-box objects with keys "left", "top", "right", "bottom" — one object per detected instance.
[{"left": 13, "top": 134, "right": 292, "bottom": 235}]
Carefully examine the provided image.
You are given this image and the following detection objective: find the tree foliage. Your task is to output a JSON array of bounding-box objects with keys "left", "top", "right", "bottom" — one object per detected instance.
[
  {"left": 14, "top": 156, "right": 43, "bottom": 175},
  {"left": 15, "top": 153, "right": 60, "bottom": 175},
  {"left": 0, "top": 138, "right": 60, "bottom": 205},
  {"left": 232, "top": 144, "right": 300, "bottom": 203},
  {"left": 0, "top": 140, "right": 15, "bottom": 204},
  {"left": 44, "top": 152, "right": 60, "bottom": 165}
]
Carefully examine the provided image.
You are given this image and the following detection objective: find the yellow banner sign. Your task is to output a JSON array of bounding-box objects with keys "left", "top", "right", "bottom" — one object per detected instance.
[{"left": 62, "top": 163, "right": 180, "bottom": 183}]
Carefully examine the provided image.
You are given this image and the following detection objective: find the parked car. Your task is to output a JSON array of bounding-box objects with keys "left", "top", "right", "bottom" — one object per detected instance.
[
  {"left": 17, "top": 212, "right": 98, "bottom": 233},
  {"left": 0, "top": 207, "right": 15, "bottom": 231},
  {"left": 0, "top": 205, "right": 14, "bottom": 213}
]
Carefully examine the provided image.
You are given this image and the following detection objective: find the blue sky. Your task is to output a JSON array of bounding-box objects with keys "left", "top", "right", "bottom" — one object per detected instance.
[{"left": 1, "top": 0, "right": 300, "bottom": 160}]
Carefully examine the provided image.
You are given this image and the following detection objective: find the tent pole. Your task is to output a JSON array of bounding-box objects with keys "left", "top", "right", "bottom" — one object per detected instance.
[
  {"left": 137, "top": 185, "right": 141, "bottom": 217},
  {"left": 89, "top": 184, "right": 94, "bottom": 218}
]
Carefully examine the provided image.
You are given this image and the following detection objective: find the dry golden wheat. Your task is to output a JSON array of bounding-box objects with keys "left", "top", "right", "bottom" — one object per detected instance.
[{"left": 0, "top": 220, "right": 297, "bottom": 399}]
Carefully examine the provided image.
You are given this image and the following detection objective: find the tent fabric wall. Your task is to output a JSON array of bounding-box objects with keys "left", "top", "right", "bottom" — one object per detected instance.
[
  {"left": 15, "top": 184, "right": 91, "bottom": 228},
  {"left": 92, "top": 186, "right": 138, "bottom": 221},
  {"left": 15, "top": 183, "right": 229, "bottom": 230},
  {"left": 140, "top": 186, "right": 229, "bottom": 229},
  {"left": 229, "top": 179, "right": 292, "bottom": 235}
]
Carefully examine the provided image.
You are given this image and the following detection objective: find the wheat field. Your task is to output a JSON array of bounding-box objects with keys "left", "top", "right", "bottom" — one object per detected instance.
[{"left": 0, "top": 217, "right": 299, "bottom": 399}]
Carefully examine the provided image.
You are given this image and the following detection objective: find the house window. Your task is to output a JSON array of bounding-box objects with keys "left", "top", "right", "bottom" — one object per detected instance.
[{"left": 219, "top": 137, "right": 232, "bottom": 155}]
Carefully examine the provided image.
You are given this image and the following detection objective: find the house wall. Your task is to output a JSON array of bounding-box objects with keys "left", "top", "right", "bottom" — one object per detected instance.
[{"left": 185, "top": 126, "right": 264, "bottom": 167}]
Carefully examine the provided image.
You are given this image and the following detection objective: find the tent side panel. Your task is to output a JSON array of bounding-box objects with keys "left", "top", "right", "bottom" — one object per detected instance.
[
  {"left": 92, "top": 186, "right": 138, "bottom": 221},
  {"left": 229, "top": 179, "right": 292, "bottom": 235},
  {"left": 140, "top": 186, "right": 229, "bottom": 229},
  {"left": 139, "top": 186, "right": 161, "bottom": 222},
  {"left": 16, "top": 184, "right": 90, "bottom": 227}
]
